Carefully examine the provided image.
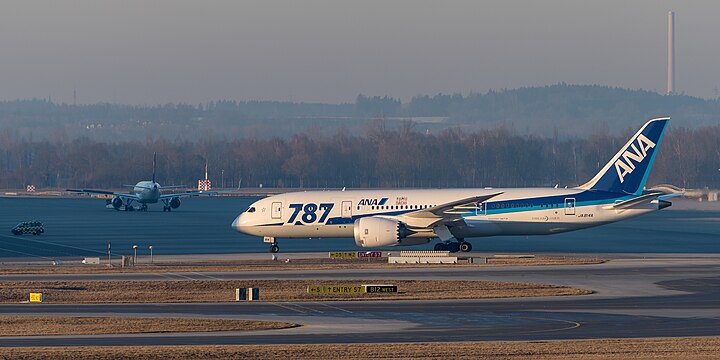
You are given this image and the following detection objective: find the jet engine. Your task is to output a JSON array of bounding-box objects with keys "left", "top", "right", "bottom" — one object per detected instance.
[
  {"left": 169, "top": 197, "right": 181, "bottom": 209},
  {"left": 354, "top": 217, "right": 416, "bottom": 248},
  {"left": 111, "top": 197, "right": 123, "bottom": 210}
]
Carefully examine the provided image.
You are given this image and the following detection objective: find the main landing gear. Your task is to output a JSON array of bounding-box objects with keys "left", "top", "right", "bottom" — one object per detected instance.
[
  {"left": 264, "top": 236, "right": 279, "bottom": 253},
  {"left": 434, "top": 239, "right": 472, "bottom": 253}
]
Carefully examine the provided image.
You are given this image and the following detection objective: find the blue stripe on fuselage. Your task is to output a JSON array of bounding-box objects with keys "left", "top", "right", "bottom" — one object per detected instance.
[
  {"left": 323, "top": 189, "right": 631, "bottom": 224},
  {"left": 479, "top": 190, "right": 631, "bottom": 216}
]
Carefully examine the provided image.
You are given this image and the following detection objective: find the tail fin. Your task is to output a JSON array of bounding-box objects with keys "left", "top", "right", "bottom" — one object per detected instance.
[
  {"left": 578, "top": 117, "right": 669, "bottom": 195},
  {"left": 152, "top": 152, "right": 157, "bottom": 183}
]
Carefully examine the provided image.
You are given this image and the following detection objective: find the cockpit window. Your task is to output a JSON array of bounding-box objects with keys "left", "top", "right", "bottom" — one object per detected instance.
[{"left": 246, "top": 207, "right": 256, "bottom": 213}]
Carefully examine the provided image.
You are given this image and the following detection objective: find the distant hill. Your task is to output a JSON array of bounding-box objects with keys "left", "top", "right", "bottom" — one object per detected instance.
[
  {"left": 408, "top": 84, "right": 720, "bottom": 136},
  {"left": 1, "top": 84, "right": 718, "bottom": 140}
]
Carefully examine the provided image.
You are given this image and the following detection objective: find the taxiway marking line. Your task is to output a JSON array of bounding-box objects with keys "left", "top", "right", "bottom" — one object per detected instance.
[
  {"left": 272, "top": 303, "right": 307, "bottom": 314},
  {"left": 154, "top": 272, "right": 182, "bottom": 280},
  {"left": 514, "top": 315, "right": 582, "bottom": 333},
  {"left": 289, "top": 303, "right": 324, "bottom": 314},
  {"left": 312, "top": 302, "right": 354, "bottom": 314},
  {"left": 190, "top": 272, "right": 222, "bottom": 281},
  {"left": 164, "top": 272, "right": 198, "bottom": 280}
]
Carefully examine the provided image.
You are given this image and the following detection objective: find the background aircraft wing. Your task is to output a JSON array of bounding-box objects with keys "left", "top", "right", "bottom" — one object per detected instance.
[{"left": 65, "top": 189, "right": 140, "bottom": 200}]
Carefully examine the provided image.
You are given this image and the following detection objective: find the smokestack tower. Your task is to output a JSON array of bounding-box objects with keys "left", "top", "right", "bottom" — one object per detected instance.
[{"left": 667, "top": 11, "right": 675, "bottom": 95}]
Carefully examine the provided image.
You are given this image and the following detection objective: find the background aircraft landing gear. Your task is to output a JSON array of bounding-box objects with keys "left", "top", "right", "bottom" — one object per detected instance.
[
  {"left": 139, "top": 204, "right": 148, "bottom": 212},
  {"left": 269, "top": 244, "right": 280, "bottom": 253},
  {"left": 163, "top": 206, "right": 172, "bottom": 212}
]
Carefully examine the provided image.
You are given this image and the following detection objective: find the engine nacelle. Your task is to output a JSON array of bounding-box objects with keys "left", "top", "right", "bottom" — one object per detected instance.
[
  {"left": 354, "top": 217, "right": 416, "bottom": 248},
  {"left": 169, "top": 197, "right": 181, "bottom": 209},
  {"left": 111, "top": 197, "right": 123, "bottom": 210}
]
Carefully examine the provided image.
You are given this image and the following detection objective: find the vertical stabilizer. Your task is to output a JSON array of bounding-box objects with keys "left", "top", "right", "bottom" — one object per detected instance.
[
  {"left": 578, "top": 118, "right": 669, "bottom": 195},
  {"left": 152, "top": 152, "right": 157, "bottom": 183}
]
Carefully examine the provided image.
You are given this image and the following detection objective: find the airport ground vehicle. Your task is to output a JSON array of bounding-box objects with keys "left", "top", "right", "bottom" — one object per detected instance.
[{"left": 11, "top": 221, "right": 44, "bottom": 235}]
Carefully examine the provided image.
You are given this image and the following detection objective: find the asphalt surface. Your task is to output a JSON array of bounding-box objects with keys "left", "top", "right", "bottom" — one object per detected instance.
[
  {"left": 2, "top": 197, "right": 720, "bottom": 258},
  {"left": 2, "top": 254, "right": 720, "bottom": 346}
]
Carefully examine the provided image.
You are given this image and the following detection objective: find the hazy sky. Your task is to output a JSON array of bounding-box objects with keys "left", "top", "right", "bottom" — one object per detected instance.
[{"left": 1, "top": 0, "right": 717, "bottom": 104}]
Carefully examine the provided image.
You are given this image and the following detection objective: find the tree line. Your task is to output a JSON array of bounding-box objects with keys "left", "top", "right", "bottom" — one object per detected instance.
[
  {"left": 1, "top": 121, "right": 718, "bottom": 190},
  {"left": 2, "top": 84, "right": 720, "bottom": 142}
]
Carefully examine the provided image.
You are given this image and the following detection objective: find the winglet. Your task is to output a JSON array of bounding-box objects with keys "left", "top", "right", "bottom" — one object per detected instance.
[{"left": 578, "top": 117, "right": 669, "bottom": 195}]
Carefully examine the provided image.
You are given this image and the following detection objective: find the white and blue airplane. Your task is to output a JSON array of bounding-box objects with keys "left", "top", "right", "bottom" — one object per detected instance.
[
  {"left": 68, "top": 153, "right": 216, "bottom": 212},
  {"left": 233, "top": 117, "right": 675, "bottom": 253}
]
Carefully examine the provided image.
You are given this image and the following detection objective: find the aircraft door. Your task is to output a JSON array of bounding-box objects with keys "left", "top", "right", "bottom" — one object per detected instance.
[
  {"left": 271, "top": 202, "right": 282, "bottom": 219},
  {"left": 476, "top": 202, "right": 487, "bottom": 216},
  {"left": 341, "top": 201, "right": 352, "bottom": 218},
  {"left": 564, "top": 198, "right": 576, "bottom": 215}
]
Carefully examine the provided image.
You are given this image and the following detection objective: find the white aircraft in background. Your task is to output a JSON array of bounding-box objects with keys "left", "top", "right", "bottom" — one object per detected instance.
[
  {"left": 233, "top": 117, "right": 678, "bottom": 253},
  {"left": 67, "top": 153, "right": 216, "bottom": 212}
]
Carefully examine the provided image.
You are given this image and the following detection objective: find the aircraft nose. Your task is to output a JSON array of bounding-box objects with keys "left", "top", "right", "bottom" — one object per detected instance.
[
  {"left": 232, "top": 213, "right": 250, "bottom": 233},
  {"left": 231, "top": 214, "right": 241, "bottom": 231}
]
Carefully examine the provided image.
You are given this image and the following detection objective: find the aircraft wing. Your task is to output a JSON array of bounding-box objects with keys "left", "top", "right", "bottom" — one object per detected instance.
[
  {"left": 65, "top": 189, "right": 140, "bottom": 200},
  {"left": 398, "top": 192, "right": 504, "bottom": 228}
]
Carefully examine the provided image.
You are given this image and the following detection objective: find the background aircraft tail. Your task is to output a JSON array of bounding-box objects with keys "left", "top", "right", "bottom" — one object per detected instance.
[
  {"left": 578, "top": 117, "right": 669, "bottom": 195},
  {"left": 152, "top": 152, "right": 157, "bottom": 183}
]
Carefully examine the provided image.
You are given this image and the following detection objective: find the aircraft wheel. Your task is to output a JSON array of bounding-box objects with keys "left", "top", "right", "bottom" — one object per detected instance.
[
  {"left": 459, "top": 242, "right": 472, "bottom": 252},
  {"left": 434, "top": 243, "right": 446, "bottom": 251},
  {"left": 269, "top": 244, "right": 280, "bottom": 253},
  {"left": 448, "top": 242, "right": 460, "bottom": 253}
]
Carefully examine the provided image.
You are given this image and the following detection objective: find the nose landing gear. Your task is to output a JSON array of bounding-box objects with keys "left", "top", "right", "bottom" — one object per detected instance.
[{"left": 264, "top": 236, "right": 279, "bottom": 253}]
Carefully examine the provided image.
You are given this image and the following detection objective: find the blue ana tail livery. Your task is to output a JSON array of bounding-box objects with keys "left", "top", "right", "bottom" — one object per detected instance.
[{"left": 233, "top": 117, "right": 672, "bottom": 253}]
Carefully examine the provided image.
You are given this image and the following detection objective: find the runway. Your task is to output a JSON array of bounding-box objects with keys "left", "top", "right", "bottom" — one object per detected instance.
[{"left": 2, "top": 254, "right": 720, "bottom": 347}]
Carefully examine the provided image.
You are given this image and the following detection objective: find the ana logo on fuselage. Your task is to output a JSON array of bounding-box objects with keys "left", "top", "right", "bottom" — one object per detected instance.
[
  {"left": 615, "top": 134, "right": 656, "bottom": 183},
  {"left": 358, "top": 198, "right": 389, "bottom": 206}
]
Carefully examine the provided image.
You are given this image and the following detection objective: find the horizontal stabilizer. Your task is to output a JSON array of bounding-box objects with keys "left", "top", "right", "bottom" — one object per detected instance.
[
  {"left": 124, "top": 184, "right": 155, "bottom": 190},
  {"left": 611, "top": 192, "right": 662, "bottom": 209}
]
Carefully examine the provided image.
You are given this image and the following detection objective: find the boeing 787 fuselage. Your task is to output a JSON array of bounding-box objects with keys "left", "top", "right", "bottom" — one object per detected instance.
[{"left": 233, "top": 118, "right": 674, "bottom": 253}]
